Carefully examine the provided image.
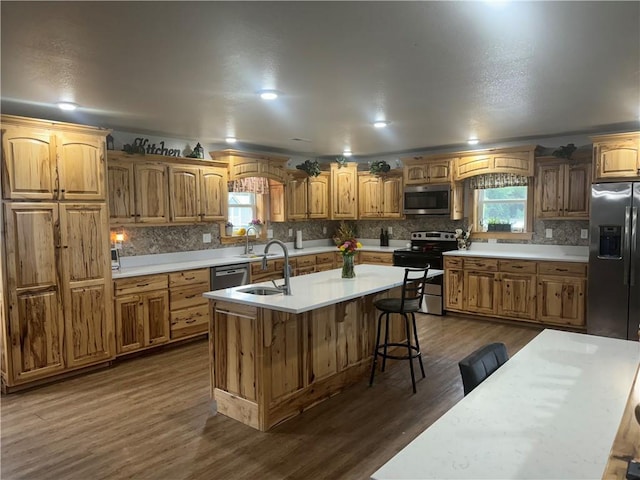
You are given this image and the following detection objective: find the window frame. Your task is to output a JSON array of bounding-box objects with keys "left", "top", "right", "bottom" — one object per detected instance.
[{"left": 470, "top": 184, "right": 534, "bottom": 240}]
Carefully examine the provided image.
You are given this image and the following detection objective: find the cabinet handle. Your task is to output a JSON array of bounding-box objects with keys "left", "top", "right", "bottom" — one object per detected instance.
[
  {"left": 556, "top": 268, "right": 568, "bottom": 272},
  {"left": 185, "top": 319, "right": 198, "bottom": 324},
  {"left": 136, "top": 282, "right": 149, "bottom": 287},
  {"left": 185, "top": 294, "right": 197, "bottom": 299},
  {"left": 184, "top": 276, "right": 195, "bottom": 280},
  {"left": 511, "top": 265, "right": 523, "bottom": 269}
]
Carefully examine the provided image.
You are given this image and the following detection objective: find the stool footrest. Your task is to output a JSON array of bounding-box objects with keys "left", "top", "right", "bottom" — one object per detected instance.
[{"left": 375, "top": 343, "right": 421, "bottom": 361}]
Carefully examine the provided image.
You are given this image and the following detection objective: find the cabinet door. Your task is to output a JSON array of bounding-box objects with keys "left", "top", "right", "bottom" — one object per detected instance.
[
  {"left": 537, "top": 275, "right": 585, "bottom": 326},
  {"left": 563, "top": 163, "right": 591, "bottom": 218},
  {"left": 451, "top": 182, "right": 465, "bottom": 220},
  {"left": 307, "top": 173, "right": 329, "bottom": 219},
  {"left": 497, "top": 273, "right": 536, "bottom": 320},
  {"left": 169, "top": 166, "right": 200, "bottom": 223},
  {"left": 405, "top": 164, "right": 428, "bottom": 184},
  {"left": 426, "top": 161, "right": 451, "bottom": 183},
  {"left": 200, "top": 167, "right": 227, "bottom": 221},
  {"left": 445, "top": 269, "right": 464, "bottom": 311},
  {"left": 115, "top": 295, "right": 145, "bottom": 353},
  {"left": 4, "top": 203, "right": 65, "bottom": 382},
  {"left": 594, "top": 136, "right": 640, "bottom": 180},
  {"left": 456, "top": 154, "right": 492, "bottom": 180},
  {"left": 536, "top": 164, "right": 563, "bottom": 218},
  {"left": 144, "top": 291, "right": 170, "bottom": 346},
  {"left": 464, "top": 270, "right": 498, "bottom": 314},
  {"left": 287, "top": 176, "right": 308, "bottom": 220},
  {"left": 134, "top": 163, "right": 168, "bottom": 223},
  {"left": 107, "top": 160, "right": 135, "bottom": 224},
  {"left": 358, "top": 175, "right": 381, "bottom": 218},
  {"left": 59, "top": 203, "right": 114, "bottom": 367},
  {"left": 380, "top": 175, "right": 402, "bottom": 218},
  {"left": 1, "top": 126, "right": 57, "bottom": 200},
  {"left": 331, "top": 164, "right": 358, "bottom": 219},
  {"left": 57, "top": 133, "right": 106, "bottom": 201},
  {"left": 269, "top": 182, "right": 286, "bottom": 222}
]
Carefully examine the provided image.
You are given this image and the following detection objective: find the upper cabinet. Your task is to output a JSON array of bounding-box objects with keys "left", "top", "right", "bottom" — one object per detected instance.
[
  {"left": 1, "top": 118, "right": 107, "bottom": 201},
  {"left": 358, "top": 172, "right": 403, "bottom": 219},
  {"left": 286, "top": 172, "right": 330, "bottom": 221},
  {"left": 455, "top": 146, "right": 535, "bottom": 181},
  {"left": 403, "top": 157, "right": 452, "bottom": 185},
  {"left": 330, "top": 163, "right": 358, "bottom": 220},
  {"left": 107, "top": 152, "right": 228, "bottom": 225},
  {"left": 535, "top": 155, "right": 591, "bottom": 219},
  {"left": 592, "top": 132, "right": 640, "bottom": 181},
  {"left": 210, "top": 149, "right": 289, "bottom": 184}
]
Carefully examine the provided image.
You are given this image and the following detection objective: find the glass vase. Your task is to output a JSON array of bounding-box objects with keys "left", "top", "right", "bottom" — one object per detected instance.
[{"left": 341, "top": 254, "right": 356, "bottom": 278}]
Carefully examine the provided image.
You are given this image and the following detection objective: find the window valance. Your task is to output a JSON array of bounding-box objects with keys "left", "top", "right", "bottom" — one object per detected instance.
[
  {"left": 227, "top": 177, "right": 270, "bottom": 194},
  {"left": 467, "top": 173, "right": 530, "bottom": 190}
]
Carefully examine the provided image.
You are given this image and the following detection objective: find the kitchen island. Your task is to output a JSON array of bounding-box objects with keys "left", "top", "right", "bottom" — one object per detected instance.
[{"left": 204, "top": 264, "right": 443, "bottom": 431}]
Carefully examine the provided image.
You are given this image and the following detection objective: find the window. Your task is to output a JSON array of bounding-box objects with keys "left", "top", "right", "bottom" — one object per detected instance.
[
  {"left": 474, "top": 186, "right": 529, "bottom": 233},
  {"left": 228, "top": 192, "right": 256, "bottom": 232}
]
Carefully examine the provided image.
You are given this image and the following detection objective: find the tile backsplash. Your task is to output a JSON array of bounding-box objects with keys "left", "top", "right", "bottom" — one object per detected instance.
[{"left": 114, "top": 217, "right": 589, "bottom": 256}]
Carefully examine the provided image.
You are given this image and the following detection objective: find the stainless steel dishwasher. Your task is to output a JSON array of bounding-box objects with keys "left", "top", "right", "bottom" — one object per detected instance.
[{"left": 211, "top": 263, "right": 250, "bottom": 290}]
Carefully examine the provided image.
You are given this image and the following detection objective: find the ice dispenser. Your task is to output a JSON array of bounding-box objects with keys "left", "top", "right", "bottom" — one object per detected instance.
[{"left": 598, "top": 225, "right": 622, "bottom": 259}]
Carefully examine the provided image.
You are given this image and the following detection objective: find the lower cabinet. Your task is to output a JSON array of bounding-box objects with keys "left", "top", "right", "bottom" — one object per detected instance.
[
  {"left": 169, "top": 269, "right": 210, "bottom": 340},
  {"left": 444, "top": 256, "right": 587, "bottom": 328},
  {"left": 359, "top": 251, "right": 393, "bottom": 265}
]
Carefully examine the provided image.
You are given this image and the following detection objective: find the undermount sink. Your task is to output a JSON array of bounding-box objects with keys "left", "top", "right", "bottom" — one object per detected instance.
[
  {"left": 236, "top": 253, "right": 278, "bottom": 258},
  {"left": 238, "top": 286, "right": 283, "bottom": 296}
]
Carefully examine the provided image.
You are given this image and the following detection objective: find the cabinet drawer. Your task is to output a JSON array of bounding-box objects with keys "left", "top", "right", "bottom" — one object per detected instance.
[
  {"left": 499, "top": 260, "right": 536, "bottom": 274},
  {"left": 170, "top": 285, "right": 208, "bottom": 311},
  {"left": 360, "top": 252, "right": 393, "bottom": 265},
  {"left": 170, "top": 305, "right": 209, "bottom": 339},
  {"left": 252, "top": 260, "right": 275, "bottom": 275},
  {"left": 315, "top": 252, "right": 334, "bottom": 265},
  {"left": 275, "top": 258, "right": 295, "bottom": 271},
  {"left": 537, "top": 262, "right": 587, "bottom": 277},
  {"left": 169, "top": 269, "right": 209, "bottom": 288},
  {"left": 444, "top": 257, "right": 463, "bottom": 269},
  {"left": 463, "top": 258, "right": 498, "bottom": 271},
  {"left": 296, "top": 255, "right": 316, "bottom": 268},
  {"left": 115, "top": 274, "right": 168, "bottom": 296},
  {"left": 316, "top": 263, "right": 334, "bottom": 272},
  {"left": 296, "top": 265, "right": 316, "bottom": 276}
]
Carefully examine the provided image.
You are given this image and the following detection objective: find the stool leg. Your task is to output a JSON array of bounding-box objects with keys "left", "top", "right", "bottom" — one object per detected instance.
[
  {"left": 412, "top": 313, "right": 426, "bottom": 379},
  {"left": 369, "top": 311, "right": 384, "bottom": 386},
  {"left": 404, "top": 313, "right": 417, "bottom": 393},
  {"left": 381, "top": 313, "right": 391, "bottom": 372}
]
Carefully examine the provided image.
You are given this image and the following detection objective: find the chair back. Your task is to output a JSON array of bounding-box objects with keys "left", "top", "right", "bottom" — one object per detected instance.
[
  {"left": 399, "top": 266, "right": 430, "bottom": 312},
  {"left": 458, "top": 342, "right": 509, "bottom": 395}
]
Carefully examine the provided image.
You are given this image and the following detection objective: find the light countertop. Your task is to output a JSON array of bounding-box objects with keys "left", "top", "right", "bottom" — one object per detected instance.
[
  {"left": 204, "top": 264, "right": 444, "bottom": 314},
  {"left": 372, "top": 329, "right": 640, "bottom": 480},
  {"left": 443, "top": 243, "right": 588, "bottom": 263}
]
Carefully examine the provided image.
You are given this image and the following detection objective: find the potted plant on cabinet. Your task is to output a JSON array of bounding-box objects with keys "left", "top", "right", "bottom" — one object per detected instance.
[{"left": 225, "top": 222, "right": 234, "bottom": 236}]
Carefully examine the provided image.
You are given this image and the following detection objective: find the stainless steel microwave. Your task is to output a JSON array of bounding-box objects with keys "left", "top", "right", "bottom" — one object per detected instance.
[{"left": 403, "top": 184, "right": 451, "bottom": 215}]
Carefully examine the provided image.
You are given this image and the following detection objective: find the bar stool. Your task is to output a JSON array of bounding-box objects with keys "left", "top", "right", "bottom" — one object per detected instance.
[{"left": 369, "top": 266, "right": 430, "bottom": 393}]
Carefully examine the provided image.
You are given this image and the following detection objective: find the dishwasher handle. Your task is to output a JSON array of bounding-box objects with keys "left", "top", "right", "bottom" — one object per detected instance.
[{"left": 215, "top": 268, "right": 247, "bottom": 277}]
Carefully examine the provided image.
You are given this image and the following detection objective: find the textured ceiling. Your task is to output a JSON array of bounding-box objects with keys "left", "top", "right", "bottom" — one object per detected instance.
[{"left": 1, "top": 1, "right": 639, "bottom": 157}]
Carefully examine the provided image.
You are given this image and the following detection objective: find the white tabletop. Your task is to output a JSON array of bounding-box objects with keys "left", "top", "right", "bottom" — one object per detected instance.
[
  {"left": 204, "top": 264, "right": 443, "bottom": 314},
  {"left": 372, "top": 329, "right": 640, "bottom": 480}
]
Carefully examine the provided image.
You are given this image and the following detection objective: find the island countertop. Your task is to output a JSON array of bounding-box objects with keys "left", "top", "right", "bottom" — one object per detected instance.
[{"left": 204, "top": 264, "right": 444, "bottom": 314}]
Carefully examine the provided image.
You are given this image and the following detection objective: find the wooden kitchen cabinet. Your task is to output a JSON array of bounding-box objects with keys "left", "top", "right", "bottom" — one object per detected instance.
[
  {"left": 168, "top": 269, "right": 210, "bottom": 340},
  {"left": 536, "top": 261, "right": 587, "bottom": 327},
  {"left": 402, "top": 156, "right": 452, "bottom": 185},
  {"left": 330, "top": 163, "right": 358, "bottom": 220},
  {"left": 464, "top": 270, "right": 498, "bottom": 315},
  {"left": 497, "top": 272, "right": 537, "bottom": 320},
  {"left": 107, "top": 160, "right": 135, "bottom": 223},
  {"left": 2, "top": 119, "right": 107, "bottom": 201},
  {"left": 357, "top": 173, "right": 403, "bottom": 219},
  {"left": 535, "top": 158, "right": 591, "bottom": 219},
  {"left": 134, "top": 163, "right": 169, "bottom": 223},
  {"left": 114, "top": 274, "right": 170, "bottom": 354},
  {"left": 592, "top": 132, "right": 640, "bottom": 181},
  {"left": 359, "top": 251, "right": 393, "bottom": 265},
  {"left": 169, "top": 165, "right": 228, "bottom": 223},
  {"left": 199, "top": 166, "right": 228, "bottom": 221},
  {"left": 286, "top": 172, "right": 330, "bottom": 221},
  {"left": 454, "top": 147, "right": 535, "bottom": 181}
]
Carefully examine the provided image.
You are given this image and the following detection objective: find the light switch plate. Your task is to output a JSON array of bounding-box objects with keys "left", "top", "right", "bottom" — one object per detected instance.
[
  {"left": 288, "top": 228, "right": 293, "bottom": 237},
  {"left": 388, "top": 227, "right": 393, "bottom": 235},
  {"left": 545, "top": 228, "right": 553, "bottom": 239},
  {"left": 267, "top": 229, "right": 273, "bottom": 239},
  {"left": 322, "top": 226, "right": 327, "bottom": 234},
  {"left": 203, "top": 233, "right": 212, "bottom": 243},
  {"left": 580, "top": 229, "right": 588, "bottom": 239}
]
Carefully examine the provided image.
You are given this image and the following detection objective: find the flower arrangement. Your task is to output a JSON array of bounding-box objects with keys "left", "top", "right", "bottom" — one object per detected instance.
[
  {"left": 249, "top": 219, "right": 263, "bottom": 226},
  {"left": 333, "top": 222, "right": 361, "bottom": 278},
  {"left": 338, "top": 238, "right": 362, "bottom": 256},
  {"left": 454, "top": 226, "right": 472, "bottom": 250},
  {"left": 225, "top": 221, "right": 234, "bottom": 228}
]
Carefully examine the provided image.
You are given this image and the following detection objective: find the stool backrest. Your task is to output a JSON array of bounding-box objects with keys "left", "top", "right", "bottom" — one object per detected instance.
[
  {"left": 458, "top": 342, "right": 509, "bottom": 395},
  {"left": 400, "top": 267, "right": 430, "bottom": 312}
]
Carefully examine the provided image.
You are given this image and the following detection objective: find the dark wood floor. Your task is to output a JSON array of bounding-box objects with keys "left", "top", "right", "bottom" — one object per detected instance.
[{"left": 1, "top": 314, "right": 541, "bottom": 480}]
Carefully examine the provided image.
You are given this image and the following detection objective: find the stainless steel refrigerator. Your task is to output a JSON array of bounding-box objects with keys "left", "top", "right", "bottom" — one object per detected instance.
[{"left": 588, "top": 182, "right": 640, "bottom": 340}]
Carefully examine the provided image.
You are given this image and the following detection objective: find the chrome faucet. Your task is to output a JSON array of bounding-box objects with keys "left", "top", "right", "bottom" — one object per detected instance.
[
  {"left": 245, "top": 226, "right": 257, "bottom": 254},
  {"left": 262, "top": 239, "right": 292, "bottom": 295}
]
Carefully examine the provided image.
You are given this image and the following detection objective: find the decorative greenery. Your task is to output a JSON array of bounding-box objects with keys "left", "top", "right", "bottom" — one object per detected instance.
[
  {"left": 296, "top": 159, "right": 321, "bottom": 177},
  {"left": 369, "top": 160, "right": 391, "bottom": 175},
  {"left": 122, "top": 143, "right": 146, "bottom": 155},
  {"left": 335, "top": 155, "right": 348, "bottom": 168},
  {"left": 332, "top": 221, "right": 358, "bottom": 247},
  {"left": 553, "top": 143, "right": 577, "bottom": 160}
]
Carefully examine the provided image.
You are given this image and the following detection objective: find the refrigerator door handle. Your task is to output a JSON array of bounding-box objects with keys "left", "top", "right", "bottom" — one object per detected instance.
[
  {"left": 624, "top": 206, "right": 631, "bottom": 286},
  {"left": 631, "top": 206, "right": 638, "bottom": 286}
]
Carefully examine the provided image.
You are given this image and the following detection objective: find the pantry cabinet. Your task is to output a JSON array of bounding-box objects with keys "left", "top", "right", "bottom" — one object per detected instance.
[
  {"left": 592, "top": 132, "right": 640, "bottom": 181},
  {"left": 330, "top": 163, "right": 358, "bottom": 220},
  {"left": 357, "top": 173, "right": 402, "bottom": 219},
  {"left": 535, "top": 158, "right": 591, "bottom": 219}
]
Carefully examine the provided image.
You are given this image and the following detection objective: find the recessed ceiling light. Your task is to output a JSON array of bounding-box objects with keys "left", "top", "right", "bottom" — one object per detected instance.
[
  {"left": 258, "top": 90, "right": 279, "bottom": 100},
  {"left": 373, "top": 121, "right": 390, "bottom": 128},
  {"left": 468, "top": 138, "right": 479, "bottom": 145},
  {"left": 225, "top": 136, "right": 237, "bottom": 144},
  {"left": 343, "top": 150, "right": 352, "bottom": 157},
  {"left": 57, "top": 101, "right": 78, "bottom": 111}
]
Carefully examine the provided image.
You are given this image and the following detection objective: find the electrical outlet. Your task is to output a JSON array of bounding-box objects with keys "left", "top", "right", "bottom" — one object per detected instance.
[
  {"left": 388, "top": 227, "right": 393, "bottom": 235},
  {"left": 288, "top": 228, "right": 293, "bottom": 237},
  {"left": 488, "top": 238, "right": 497, "bottom": 244},
  {"left": 115, "top": 242, "right": 123, "bottom": 250},
  {"left": 322, "top": 226, "right": 327, "bottom": 235},
  {"left": 267, "top": 229, "right": 273, "bottom": 239},
  {"left": 580, "top": 229, "right": 588, "bottom": 239},
  {"left": 545, "top": 228, "right": 553, "bottom": 239},
  {"left": 202, "top": 233, "right": 212, "bottom": 243}
]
